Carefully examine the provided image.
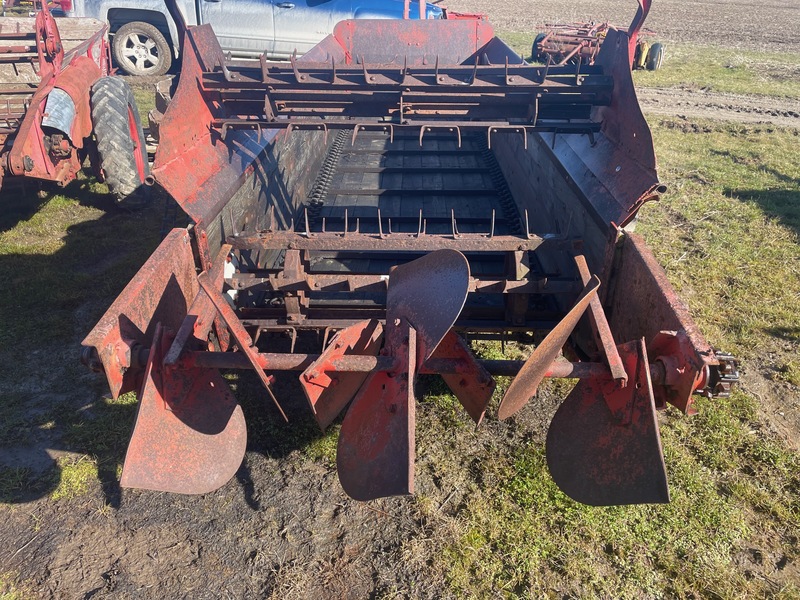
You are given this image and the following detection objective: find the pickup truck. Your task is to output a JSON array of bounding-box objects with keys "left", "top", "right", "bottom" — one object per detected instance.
[{"left": 64, "top": 0, "right": 444, "bottom": 76}]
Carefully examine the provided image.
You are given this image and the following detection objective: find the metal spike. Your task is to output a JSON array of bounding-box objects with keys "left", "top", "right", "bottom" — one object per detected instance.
[
  {"left": 540, "top": 55, "right": 551, "bottom": 85},
  {"left": 355, "top": 218, "right": 360, "bottom": 234},
  {"left": 290, "top": 50, "right": 306, "bottom": 83},
  {"left": 361, "top": 56, "right": 375, "bottom": 85},
  {"left": 344, "top": 209, "right": 349, "bottom": 237},
  {"left": 401, "top": 55, "right": 409, "bottom": 85},
  {"left": 434, "top": 54, "right": 441, "bottom": 83},
  {"left": 451, "top": 209, "right": 459, "bottom": 238},
  {"left": 378, "top": 208, "right": 385, "bottom": 238},
  {"left": 331, "top": 56, "right": 337, "bottom": 84},
  {"left": 490, "top": 209, "right": 496, "bottom": 238},
  {"left": 322, "top": 217, "right": 327, "bottom": 233},
  {"left": 417, "top": 209, "right": 423, "bottom": 237},
  {"left": 304, "top": 207, "right": 310, "bottom": 237},
  {"left": 467, "top": 55, "right": 479, "bottom": 85},
  {"left": 525, "top": 209, "right": 531, "bottom": 238}
]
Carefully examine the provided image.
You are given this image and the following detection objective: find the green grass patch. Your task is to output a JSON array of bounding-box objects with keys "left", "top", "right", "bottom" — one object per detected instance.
[
  {"left": 496, "top": 30, "right": 800, "bottom": 100},
  {"left": 440, "top": 118, "right": 800, "bottom": 597},
  {"left": 303, "top": 424, "right": 339, "bottom": 467},
  {"left": 50, "top": 456, "right": 98, "bottom": 501},
  {"left": 0, "top": 181, "right": 162, "bottom": 353},
  {"left": 633, "top": 44, "right": 800, "bottom": 100},
  {"left": 638, "top": 120, "right": 800, "bottom": 355},
  {"left": 0, "top": 572, "right": 29, "bottom": 600}
]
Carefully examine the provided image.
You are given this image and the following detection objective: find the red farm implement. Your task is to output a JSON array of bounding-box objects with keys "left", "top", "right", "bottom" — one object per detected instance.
[
  {"left": 532, "top": 0, "right": 664, "bottom": 71},
  {"left": 82, "top": 3, "right": 736, "bottom": 506},
  {"left": 0, "top": 0, "right": 148, "bottom": 205}
]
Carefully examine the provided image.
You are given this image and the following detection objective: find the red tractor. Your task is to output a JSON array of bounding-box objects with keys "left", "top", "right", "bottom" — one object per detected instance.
[{"left": 0, "top": 0, "right": 149, "bottom": 206}]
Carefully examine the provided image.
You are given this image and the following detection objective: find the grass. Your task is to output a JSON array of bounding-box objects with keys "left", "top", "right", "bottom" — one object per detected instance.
[
  {"left": 438, "top": 119, "right": 800, "bottom": 597},
  {"left": 49, "top": 456, "right": 98, "bottom": 501},
  {"left": 0, "top": 175, "right": 162, "bottom": 504},
  {"left": 634, "top": 44, "right": 800, "bottom": 99},
  {"left": 1, "top": 52, "right": 799, "bottom": 597},
  {"left": 640, "top": 120, "right": 800, "bottom": 356},
  {"left": 497, "top": 30, "right": 800, "bottom": 100}
]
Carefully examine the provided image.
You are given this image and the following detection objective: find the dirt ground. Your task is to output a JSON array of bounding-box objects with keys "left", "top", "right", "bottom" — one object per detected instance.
[
  {"left": 1, "top": 2, "right": 799, "bottom": 599},
  {"left": 447, "top": 0, "right": 800, "bottom": 54}
]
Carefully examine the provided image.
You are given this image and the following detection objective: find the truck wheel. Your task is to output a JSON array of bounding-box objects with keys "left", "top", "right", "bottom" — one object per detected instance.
[
  {"left": 90, "top": 77, "right": 150, "bottom": 209},
  {"left": 113, "top": 21, "right": 172, "bottom": 76},
  {"left": 645, "top": 43, "right": 664, "bottom": 71}
]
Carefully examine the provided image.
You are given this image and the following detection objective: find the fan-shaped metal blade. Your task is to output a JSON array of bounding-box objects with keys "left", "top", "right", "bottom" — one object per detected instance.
[
  {"left": 498, "top": 275, "right": 600, "bottom": 420},
  {"left": 546, "top": 339, "right": 669, "bottom": 506},
  {"left": 120, "top": 324, "right": 247, "bottom": 495}
]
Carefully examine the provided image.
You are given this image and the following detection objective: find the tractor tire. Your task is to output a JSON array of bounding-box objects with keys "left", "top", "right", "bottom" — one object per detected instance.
[
  {"left": 90, "top": 77, "right": 150, "bottom": 209},
  {"left": 531, "top": 32, "right": 547, "bottom": 62},
  {"left": 634, "top": 40, "right": 650, "bottom": 70},
  {"left": 113, "top": 21, "right": 172, "bottom": 77},
  {"left": 645, "top": 42, "right": 664, "bottom": 71}
]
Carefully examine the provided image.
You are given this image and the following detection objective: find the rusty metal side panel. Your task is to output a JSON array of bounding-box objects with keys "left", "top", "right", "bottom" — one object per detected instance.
[
  {"left": 151, "top": 25, "right": 274, "bottom": 225},
  {"left": 551, "top": 28, "right": 662, "bottom": 229},
  {"left": 82, "top": 229, "right": 199, "bottom": 399},
  {"left": 331, "top": 18, "right": 494, "bottom": 65},
  {"left": 606, "top": 232, "right": 716, "bottom": 368}
]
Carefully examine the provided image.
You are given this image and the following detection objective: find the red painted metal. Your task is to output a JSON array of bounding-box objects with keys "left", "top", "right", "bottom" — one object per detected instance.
[
  {"left": 337, "top": 250, "right": 471, "bottom": 500},
  {"left": 332, "top": 19, "right": 494, "bottom": 66},
  {"left": 533, "top": 0, "right": 653, "bottom": 70},
  {"left": 197, "top": 271, "right": 288, "bottom": 421},
  {"left": 300, "top": 319, "right": 384, "bottom": 430},
  {"left": 606, "top": 233, "right": 717, "bottom": 394},
  {"left": 337, "top": 324, "right": 417, "bottom": 501},
  {"left": 120, "top": 324, "right": 247, "bottom": 495},
  {"left": 82, "top": 11, "right": 739, "bottom": 507},
  {"left": 0, "top": 2, "right": 110, "bottom": 188},
  {"left": 82, "top": 229, "right": 198, "bottom": 398},
  {"left": 419, "top": 330, "right": 494, "bottom": 425},
  {"left": 546, "top": 338, "right": 669, "bottom": 506},
  {"left": 498, "top": 276, "right": 600, "bottom": 420},
  {"left": 648, "top": 330, "right": 707, "bottom": 415},
  {"left": 573, "top": 252, "right": 627, "bottom": 384}
]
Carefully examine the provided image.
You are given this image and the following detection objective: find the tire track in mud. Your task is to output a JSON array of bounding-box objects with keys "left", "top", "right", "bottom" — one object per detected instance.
[{"left": 636, "top": 87, "right": 800, "bottom": 127}]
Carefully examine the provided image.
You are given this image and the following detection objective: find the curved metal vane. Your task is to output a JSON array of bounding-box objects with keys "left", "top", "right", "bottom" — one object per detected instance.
[
  {"left": 337, "top": 325, "right": 417, "bottom": 501},
  {"left": 386, "top": 248, "right": 471, "bottom": 363},
  {"left": 337, "top": 250, "right": 471, "bottom": 501},
  {"left": 498, "top": 275, "right": 600, "bottom": 420},
  {"left": 120, "top": 324, "right": 247, "bottom": 495},
  {"left": 546, "top": 338, "right": 669, "bottom": 506},
  {"left": 300, "top": 319, "right": 384, "bottom": 430}
]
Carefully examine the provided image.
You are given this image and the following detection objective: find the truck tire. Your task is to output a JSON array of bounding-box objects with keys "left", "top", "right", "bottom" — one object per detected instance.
[
  {"left": 90, "top": 77, "right": 150, "bottom": 209},
  {"left": 645, "top": 43, "right": 664, "bottom": 71},
  {"left": 113, "top": 21, "right": 172, "bottom": 77}
]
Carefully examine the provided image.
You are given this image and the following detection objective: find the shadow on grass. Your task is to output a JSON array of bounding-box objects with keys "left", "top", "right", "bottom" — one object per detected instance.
[
  {"left": 0, "top": 177, "right": 161, "bottom": 505},
  {"left": 710, "top": 148, "right": 800, "bottom": 236},
  {"left": 0, "top": 173, "right": 343, "bottom": 510}
]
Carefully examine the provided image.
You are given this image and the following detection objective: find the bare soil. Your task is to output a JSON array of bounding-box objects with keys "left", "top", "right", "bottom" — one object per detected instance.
[
  {"left": 447, "top": 0, "right": 800, "bottom": 54},
  {"left": 637, "top": 87, "right": 800, "bottom": 127},
  {"left": 2, "top": 2, "right": 800, "bottom": 598}
]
